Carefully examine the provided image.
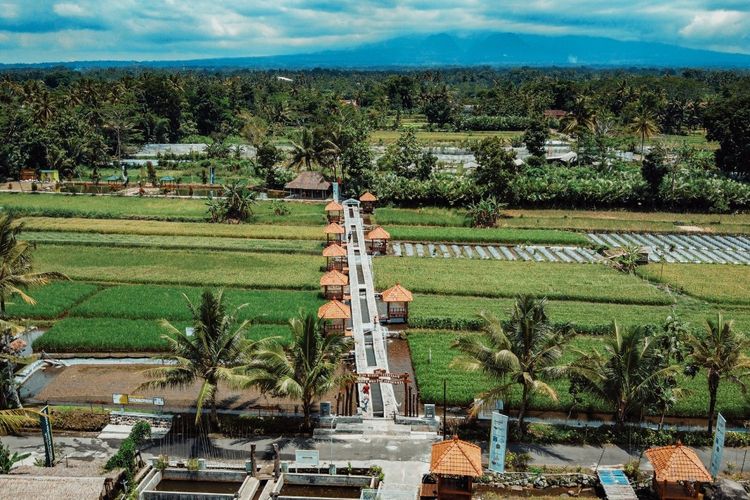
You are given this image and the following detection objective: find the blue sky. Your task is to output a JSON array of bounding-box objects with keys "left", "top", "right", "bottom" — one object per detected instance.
[{"left": 1, "top": 1, "right": 749, "bottom": 63}]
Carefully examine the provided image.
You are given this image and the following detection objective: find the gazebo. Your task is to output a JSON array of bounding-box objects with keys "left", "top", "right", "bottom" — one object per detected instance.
[
  {"left": 320, "top": 270, "right": 349, "bottom": 300},
  {"left": 317, "top": 300, "right": 351, "bottom": 336},
  {"left": 324, "top": 222, "right": 345, "bottom": 246},
  {"left": 325, "top": 200, "right": 344, "bottom": 223},
  {"left": 323, "top": 243, "right": 348, "bottom": 272},
  {"left": 380, "top": 283, "right": 413, "bottom": 324},
  {"left": 284, "top": 171, "right": 331, "bottom": 199},
  {"left": 365, "top": 226, "right": 391, "bottom": 255},
  {"left": 359, "top": 192, "right": 377, "bottom": 214},
  {"left": 428, "top": 436, "right": 483, "bottom": 499},
  {"left": 645, "top": 443, "right": 712, "bottom": 500}
]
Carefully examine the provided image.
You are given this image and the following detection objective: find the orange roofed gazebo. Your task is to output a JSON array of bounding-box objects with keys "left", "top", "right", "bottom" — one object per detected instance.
[
  {"left": 323, "top": 243, "right": 348, "bottom": 272},
  {"left": 317, "top": 299, "right": 351, "bottom": 336},
  {"left": 645, "top": 443, "right": 712, "bottom": 500},
  {"left": 359, "top": 192, "right": 377, "bottom": 214},
  {"left": 381, "top": 283, "right": 413, "bottom": 324},
  {"left": 365, "top": 226, "right": 390, "bottom": 255},
  {"left": 324, "top": 222, "right": 345, "bottom": 246},
  {"left": 325, "top": 200, "right": 343, "bottom": 223},
  {"left": 320, "top": 270, "right": 349, "bottom": 300},
  {"left": 429, "top": 436, "right": 483, "bottom": 499}
]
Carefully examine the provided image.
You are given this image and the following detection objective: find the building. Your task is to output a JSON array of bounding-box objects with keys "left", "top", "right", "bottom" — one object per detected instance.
[
  {"left": 320, "top": 270, "right": 349, "bottom": 300},
  {"left": 644, "top": 443, "right": 712, "bottom": 500},
  {"left": 324, "top": 222, "right": 345, "bottom": 246},
  {"left": 365, "top": 226, "right": 391, "bottom": 255},
  {"left": 322, "top": 243, "right": 348, "bottom": 272},
  {"left": 325, "top": 200, "right": 344, "bottom": 223},
  {"left": 284, "top": 171, "right": 332, "bottom": 199},
  {"left": 317, "top": 299, "right": 351, "bottom": 336},
  {"left": 380, "top": 283, "right": 413, "bottom": 324},
  {"left": 427, "top": 436, "right": 483, "bottom": 499},
  {"left": 359, "top": 192, "right": 378, "bottom": 214}
]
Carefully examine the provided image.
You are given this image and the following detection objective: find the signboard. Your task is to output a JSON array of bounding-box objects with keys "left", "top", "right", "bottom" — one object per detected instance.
[
  {"left": 113, "top": 393, "right": 129, "bottom": 405},
  {"left": 295, "top": 450, "right": 319, "bottom": 467},
  {"left": 112, "top": 394, "right": 164, "bottom": 406},
  {"left": 710, "top": 413, "right": 726, "bottom": 478},
  {"left": 477, "top": 399, "right": 503, "bottom": 421},
  {"left": 39, "top": 406, "right": 55, "bottom": 467},
  {"left": 489, "top": 411, "right": 508, "bottom": 473},
  {"left": 332, "top": 182, "right": 340, "bottom": 202}
]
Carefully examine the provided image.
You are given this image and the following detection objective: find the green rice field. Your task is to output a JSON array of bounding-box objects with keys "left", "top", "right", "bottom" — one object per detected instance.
[
  {"left": 387, "top": 226, "right": 589, "bottom": 245},
  {"left": 637, "top": 264, "right": 750, "bottom": 305},
  {"left": 4, "top": 281, "right": 99, "bottom": 319}
]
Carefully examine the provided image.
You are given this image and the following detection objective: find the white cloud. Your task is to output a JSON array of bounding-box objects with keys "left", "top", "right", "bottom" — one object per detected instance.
[
  {"left": 53, "top": 2, "right": 91, "bottom": 18},
  {"left": 680, "top": 9, "right": 749, "bottom": 38}
]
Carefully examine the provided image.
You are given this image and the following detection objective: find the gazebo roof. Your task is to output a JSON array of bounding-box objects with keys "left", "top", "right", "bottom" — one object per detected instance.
[
  {"left": 381, "top": 283, "right": 413, "bottom": 303},
  {"left": 325, "top": 200, "right": 343, "bottom": 212},
  {"left": 366, "top": 226, "right": 391, "bottom": 240},
  {"left": 317, "top": 300, "right": 351, "bottom": 320},
  {"left": 645, "top": 444, "right": 712, "bottom": 483},
  {"left": 322, "top": 244, "right": 347, "bottom": 257},
  {"left": 360, "top": 191, "right": 377, "bottom": 202},
  {"left": 320, "top": 270, "right": 349, "bottom": 286},
  {"left": 324, "top": 222, "right": 345, "bottom": 235},
  {"left": 430, "top": 436, "right": 483, "bottom": 478}
]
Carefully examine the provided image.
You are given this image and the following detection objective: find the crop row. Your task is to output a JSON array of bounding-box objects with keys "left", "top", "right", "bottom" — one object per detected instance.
[
  {"left": 637, "top": 264, "right": 750, "bottom": 306},
  {"left": 387, "top": 226, "right": 588, "bottom": 246}
]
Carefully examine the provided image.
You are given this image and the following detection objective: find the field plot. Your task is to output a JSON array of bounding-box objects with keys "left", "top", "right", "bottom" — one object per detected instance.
[
  {"left": 4, "top": 281, "right": 99, "bottom": 319},
  {"left": 374, "top": 207, "right": 468, "bottom": 227},
  {"left": 371, "top": 129, "right": 520, "bottom": 144},
  {"left": 25, "top": 231, "right": 319, "bottom": 254},
  {"left": 638, "top": 264, "right": 750, "bottom": 305},
  {"left": 408, "top": 331, "right": 749, "bottom": 418},
  {"left": 34, "top": 244, "right": 322, "bottom": 290},
  {"left": 21, "top": 217, "right": 323, "bottom": 240},
  {"left": 375, "top": 258, "right": 672, "bottom": 305},
  {"left": 388, "top": 226, "right": 588, "bottom": 245},
  {"left": 33, "top": 317, "right": 290, "bottom": 353},
  {"left": 72, "top": 284, "right": 324, "bottom": 323}
]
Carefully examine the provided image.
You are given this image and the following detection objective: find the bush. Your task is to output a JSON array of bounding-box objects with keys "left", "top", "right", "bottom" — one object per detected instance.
[{"left": 105, "top": 421, "right": 151, "bottom": 476}]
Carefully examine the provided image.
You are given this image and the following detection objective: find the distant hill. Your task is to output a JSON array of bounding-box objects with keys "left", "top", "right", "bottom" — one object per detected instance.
[{"left": 3, "top": 31, "right": 750, "bottom": 70}]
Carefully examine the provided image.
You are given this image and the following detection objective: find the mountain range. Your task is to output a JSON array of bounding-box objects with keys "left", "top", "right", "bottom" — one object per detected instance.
[{"left": 3, "top": 31, "right": 750, "bottom": 70}]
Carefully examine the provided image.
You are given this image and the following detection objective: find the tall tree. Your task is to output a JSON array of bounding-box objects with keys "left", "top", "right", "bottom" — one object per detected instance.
[
  {"left": 471, "top": 137, "right": 521, "bottom": 200},
  {"left": 451, "top": 296, "right": 572, "bottom": 434},
  {"left": 631, "top": 106, "right": 660, "bottom": 162},
  {"left": 686, "top": 314, "right": 750, "bottom": 434}
]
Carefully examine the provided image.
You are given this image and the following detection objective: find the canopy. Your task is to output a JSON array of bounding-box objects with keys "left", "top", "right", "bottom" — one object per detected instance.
[
  {"left": 324, "top": 222, "right": 345, "bottom": 235},
  {"left": 325, "top": 200, "right": 343, "bottom": 212},
  {"left": 645, "top": 444, "right": 712, "bottom": 483},
  {"left": 381, "top": 283, "right": 413, "bottom": 303},
  {"left": 322, "top": 244, "right": 347, "bottom": 257},
  {"left": 366, "top": 226, "right": 391, "bottom": 240},
  {"left": 317, "top": 300, "right": 351, "bottom": 320},
  {"left": 320, "top": 270, "right": 349, "bottom": 286},
  {"left": 430, "top": 436, "right": 482, "bottom": 478},
  {"left": 360, "top": 191, "right": 377, "bottom": 202}
]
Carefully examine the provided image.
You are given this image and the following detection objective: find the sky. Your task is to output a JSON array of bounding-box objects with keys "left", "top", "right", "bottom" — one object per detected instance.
[{"left": 1, "top": 1, "right": 749, "bottom": 63}]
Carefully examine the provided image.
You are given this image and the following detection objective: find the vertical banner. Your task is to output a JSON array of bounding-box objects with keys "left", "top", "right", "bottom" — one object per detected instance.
[
  {"left": 332, "top": 182, "right": 340, "bottom": 202},
  {"left": 39, "top": 405, "right": 55, "bottom": 467},
  {"left": 710, "top": 413, "right": 726, "bottom": 478},
  {"left": 489, "top": 411, "right": 508, "bottom": 473}
]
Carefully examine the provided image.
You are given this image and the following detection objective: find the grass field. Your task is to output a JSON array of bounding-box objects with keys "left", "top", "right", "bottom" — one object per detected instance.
[
  {"left": 71, "top": 284, "right": 324, "bottom": 323},
  {"left": 408, "top": 331, "right": 748, "bottom": 418},
  {"left": 387, "top": 226, "right": 588, "bottom": 245},
  {"left": 34, "top": 244, "right": 322, "bottom": 290},
  {"left": 4, "top": 281, "right": 99, "bottom": 319},
  {"left": 25, "top": 231, "right": 320, "bottom": 254},
  {"left": 374, "top": 207, "right": 467, "bottom": 227},
  {"left": 370, "top": 129, "right": 521, "bottom": 144},
  {"left": 375, "top": 258, "right": 672, "bottom": 305},
  {"left": 33, "top": 317, "right": 291, "bottom": 352},
  {"left": 0, "top": 193, "right": 325, "bottom": 224},
  {"left": 637, "top": 264, "right": 750, "bottom": 305}
]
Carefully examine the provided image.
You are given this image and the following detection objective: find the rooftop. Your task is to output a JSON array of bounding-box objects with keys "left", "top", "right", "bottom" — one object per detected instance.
[
  {"left": 430, "top": 436, "right": 483, "bottom": 478},
  {"left": 322, "top": 243, "right": 347, "bottom": 257},
  {"left": 360, "top": 191, "right": 377, "bottom": 202},
  {"left": 644, "top": 443, "right": 712, "bottom": 483},
  {"left": 317, "top": 299, "right": 351, "bottom": 320},
  {"left": 325, "top": 200, "right": 343, "bottom": 211},
  {"left": 284, "top": 171, "right": 331, "bottom": 191},
  {"left": 324, "top": 222, "right": 345, "bottom": 234},
  {"left": 320, "top": 269, "right": 349, "bottom": 286},
  {"left": 366, "top": 226, "right": 391, "bottom": 240},
  {"left": 381, "top": 283, "right": 413, "bottom": 303}
]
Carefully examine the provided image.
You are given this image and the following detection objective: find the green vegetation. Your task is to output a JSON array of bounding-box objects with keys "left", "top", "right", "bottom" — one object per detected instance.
[
  {"left": 375, "top": 258, "right": 672, "bottom": 305},
  {"left": 387, "top": 225, "right": 588, "bottom": 245},
  {"left": 33, "top": 245, "right": 321, "bottom": 290},
  {"left": 638, "top": 264, "right": 750, "bottom": 305},
  {"left": 3, "top": 281, "right": 98, "bottom": 319},
  {"left": 374, "top": 207, "right": 467, "bottom": 227}
]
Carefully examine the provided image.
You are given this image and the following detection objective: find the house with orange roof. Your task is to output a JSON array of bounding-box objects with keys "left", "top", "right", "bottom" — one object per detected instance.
[
  {"left": 320, "top": 269, "right": 349, "bottom": 300},
  {"left": 324, "top": 222, "right": 345, "bottom": 246},
  {"left": 426, "top": 436, "right": 483, "bottom": 499},
  {"left": 322, "top": 243, "right": 348, "bottom": 272},
  {"left": 380, "top": 283, "right": 413, "bottom": 324},
  {"left": 359, "top": 191, "right": 377, "bottom": 214},
  {"left": 365, "top": 226, "right": 390, "bottom": 255},
  {"left": 317, "top": 299, "right": 351, "bottom": 336},
  {"left": 325, "top": 200, "right": 343, "bottom": 223},
  {"left": 644, "top": 443, "right": 712, "bottom": 500}
]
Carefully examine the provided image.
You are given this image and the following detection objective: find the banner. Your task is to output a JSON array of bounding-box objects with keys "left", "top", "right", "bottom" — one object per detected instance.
[
  {"left": 295, "top": 450, "right": 319, "bottom": 466},
  {"left": 39, "top": 406, "right": 55, "bottom": 467},
  {"left": 332, "top": 182, "right": 340, "bottom": 202},
  {"left": 489, "top": 411, "right": 508, "bottom": 473},
  {"left": 710, "top": 413, "right": 726, "bottom": 478}
]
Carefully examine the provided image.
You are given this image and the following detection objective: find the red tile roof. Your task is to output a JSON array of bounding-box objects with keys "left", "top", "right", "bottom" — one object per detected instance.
[
  {"left": 324, "top": 222, "right": 345, "bottom": 234},
  {"left": 320, "top": 270, "right": 349, "bottom": 286},
  {"left": 645, "top": 444, "right": 712, "bottom": 483},
  {"left": 360, "top": 192, "right": 377, "bottom": 202},
  {"left": 322, "top": 244, "right": 347, "bottom": 257},
  {"left": 366, "top": 226, "right": 390, "bottom": 240},
  {"left": 317, "top": 300, "right": 351, "bottom": 320},
  {"left": 430, "top": 436, "right": 483, "bottom": 477},
  {"left": 381, "top": 283, "right": 413, "bottom": 303},
  {"left": 325, "top": 200, "right": 343, "bottom": 212}
]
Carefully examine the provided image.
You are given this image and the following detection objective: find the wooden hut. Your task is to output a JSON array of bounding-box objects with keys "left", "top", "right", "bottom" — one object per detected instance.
[
  {"left": 323, "top": 243, "right": 348, "bottom": 272},
  {"left": 645, "top": 443, "right": 712, "bottom": 500},
  {"left": 325, "top": 200, "right": 344, "bottom": 223},
  {"left": 428, "top": 436, "right": 482, "bottom": 499},
  {"left": 324, "top": 222, "right": 345, "bottom": 246},
  {"left": 320, "top": 270, "right": 349, "bottom": 300},
  {"left": 365, "top": 226, "right": 391, "bottom": 255},
  {"left": 359, "top": 192, "right": 377, "bottom": 214},
  {"left": 381, "top": 283, "right": 413, "bottom": 324},
  {"left": 317, "top": 300, "right": 351, "bottom": 336},
  {"left": 284, "top": 171, "right": 331, "bottom": 199}
]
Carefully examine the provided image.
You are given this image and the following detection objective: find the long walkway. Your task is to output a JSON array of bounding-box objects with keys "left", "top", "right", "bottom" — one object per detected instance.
[{"left": 343, "top": 202, "right": 398, "bottom": 419}]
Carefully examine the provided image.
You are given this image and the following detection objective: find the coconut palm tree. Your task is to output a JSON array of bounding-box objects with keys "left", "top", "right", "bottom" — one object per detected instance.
[
  {"left": 288, "top": 128, "right": 320, "bottom": 172},
  {"left": 451, "top": 296, "right": 573, "bottom": 435},
  {"left": 569, "top": 323, "right": 676, "bottom": 429},
  {"left": 0, "top": 215, "right": 68, "bottom": 316},
  {"left": 562, "top": 95, "right": 595, "bottom": 138},
  {"left": 686, "top": 314, "right": 750, "bottom": 434},
  {"left": 139, "top": 290, "right": 260, "bottom": 426},
  {"left": 0, "top": 410, "right": 37, "bottom": 436},
  {"left": 242, "top": 312, "right": 352, "bottom": 430},
  {"left": 631, "top": 106, "right": 660, "bottom": 162}
]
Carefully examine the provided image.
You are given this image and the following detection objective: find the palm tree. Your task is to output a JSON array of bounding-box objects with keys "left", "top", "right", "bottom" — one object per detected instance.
[
  {"left": 288, "top": 128, "right": 320, "bottom": 172},
  {"left": 0, "top": 215, "right": 68, "bottom": 316},
  {"left": 631, "top": 106, "right": 660, "bottom": 162},
  {"left": 139, "top": 290, "right": 260, "bottom": 426},
  {"left": 451, "top": 296, "right": 572, "bottom": 434},
  {"left": 243, "top": 312, "right": 352, "bottom": 430},
  {"left": 686, "top": 314, "right": 750, "bottom": 434},
  {"left": 0, "top": 409, "right": 37, "bottom": 436},
  {"left": 569, "top": 323, "right": 676, "bottom": 429},
  {"left": 562, "top": 95, "right": 595, "bottom": 138}
]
